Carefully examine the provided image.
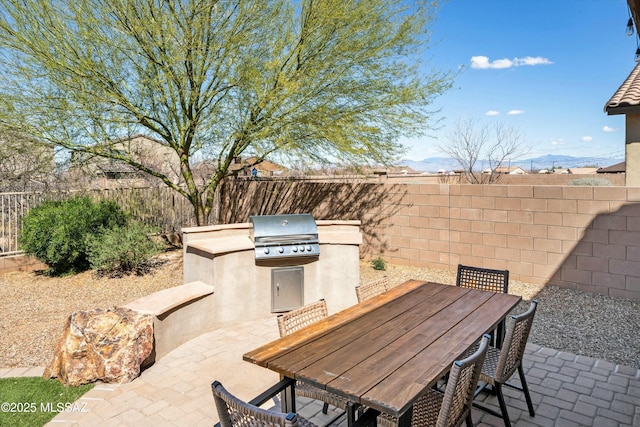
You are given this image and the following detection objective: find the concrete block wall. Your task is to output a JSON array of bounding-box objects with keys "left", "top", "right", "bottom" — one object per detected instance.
[
  {"left": 369, "top": 183, "right": 640, "bottom": 300},
  {"left": 6, "top": 181, "right": 636, "bottom": 300},
  {"left": 218, "top": 180, "right": 640, "bottom": 300}
]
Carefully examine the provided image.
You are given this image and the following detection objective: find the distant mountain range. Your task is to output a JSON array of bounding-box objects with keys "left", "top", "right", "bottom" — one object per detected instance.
[{"left": 401, "top": 154, "right": 624, "bottom": 173}]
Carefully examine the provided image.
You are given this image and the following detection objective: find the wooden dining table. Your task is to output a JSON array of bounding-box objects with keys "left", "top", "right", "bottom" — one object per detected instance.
[{"left": 243, "top": 279, "right": 522, "bottom": 426}]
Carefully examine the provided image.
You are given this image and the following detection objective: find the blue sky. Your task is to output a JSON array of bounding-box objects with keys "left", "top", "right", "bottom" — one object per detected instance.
[{"left": 402, "top": 0, "right": 636, "bottom": 162}]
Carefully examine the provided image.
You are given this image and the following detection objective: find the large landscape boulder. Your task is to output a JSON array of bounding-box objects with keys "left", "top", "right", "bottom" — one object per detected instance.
[{"left": 44, "top": 307, "right": 153, "bottom": 386}]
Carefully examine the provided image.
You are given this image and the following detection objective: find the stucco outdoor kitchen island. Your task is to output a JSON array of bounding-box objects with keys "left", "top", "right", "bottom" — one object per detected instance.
[{"left": 182, "top": 218, "right": 363, "bottom": 324}]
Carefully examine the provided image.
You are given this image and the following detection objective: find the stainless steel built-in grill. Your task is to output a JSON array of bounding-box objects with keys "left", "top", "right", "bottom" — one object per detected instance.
[{"left": 250, "top": 214, "right": 320, "bottom": 260}]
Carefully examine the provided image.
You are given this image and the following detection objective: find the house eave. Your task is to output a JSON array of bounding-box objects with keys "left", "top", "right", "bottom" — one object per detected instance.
[{"left": 605, "top": 105, "right": 640, "bottom": 116}]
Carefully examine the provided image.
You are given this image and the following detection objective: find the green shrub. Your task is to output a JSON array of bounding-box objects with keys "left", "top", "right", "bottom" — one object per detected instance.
[
  {"left": 371, "top": 256, "right": 386, "bottom": 271},
  {"left": 568, "top": 177, "right": 611, "bottom": 186},
  {"left": 19, "top": 196, "right": 126, "bottom": 275},
  {"left": 87, "top": 221, "right": 164, "bottom": 276}
]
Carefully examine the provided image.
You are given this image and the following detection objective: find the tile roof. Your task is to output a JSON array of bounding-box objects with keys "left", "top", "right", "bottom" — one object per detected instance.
[{"left": 604, "top": 63, "right": 640, "bottom": 115}]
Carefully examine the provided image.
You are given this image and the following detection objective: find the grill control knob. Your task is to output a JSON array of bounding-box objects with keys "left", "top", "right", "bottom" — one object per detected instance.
[
  {"left": 278, "top": 247, "right": 284, "bottom": 254},
  {"left": 299, "top": 246, "right": 305, "bottom": 252},
  {"left": 292, "top": 246, "right": 298, "bottom": 252},
  {"left": 263, "top": 248, "right": 270, "bottom": 254},
  {"left": 306, "top": 245, "right": 312, "bottom": 252}
]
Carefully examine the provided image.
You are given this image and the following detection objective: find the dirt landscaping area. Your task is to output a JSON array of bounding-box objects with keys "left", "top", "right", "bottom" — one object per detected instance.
[{"left": 0, "top": 251, "right": 183, "bottom": 368}]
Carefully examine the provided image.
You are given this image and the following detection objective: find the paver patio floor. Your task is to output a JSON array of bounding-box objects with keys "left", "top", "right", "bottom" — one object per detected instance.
[{"left": 34, "top": 316, "right": 640, "bottom": 427}]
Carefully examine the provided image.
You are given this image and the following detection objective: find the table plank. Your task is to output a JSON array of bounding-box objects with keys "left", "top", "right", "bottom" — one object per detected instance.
[
  {"left": 295, "top": 285, "right": 473, "bottom": 387},
  {"left": 360, "top": 292, "right": 521, "bottom": 416},
  {"left": 243, "top": 279, "right": 427, "bottom": 367},
  {"left": 268, "top": 283, "right": 453, "bottom": 378},
  {"left": 323, "top": 287, "right": 494, "bottom": 403}
]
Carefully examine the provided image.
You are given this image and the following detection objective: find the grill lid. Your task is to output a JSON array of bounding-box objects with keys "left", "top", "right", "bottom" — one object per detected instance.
[
  {"left": 250, "top": 214, "right": 318, "bottom": 241},
  {"left": 250, "top": 214, "right": 319, "bottom": 260}
]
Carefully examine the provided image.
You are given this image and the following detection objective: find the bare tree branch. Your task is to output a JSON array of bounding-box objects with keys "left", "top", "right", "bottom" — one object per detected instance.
[{"left": 439, "top": 118, "right": 528, "bottom": 184}]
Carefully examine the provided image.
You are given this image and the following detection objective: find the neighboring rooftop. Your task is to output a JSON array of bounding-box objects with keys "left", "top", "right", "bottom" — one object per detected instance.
[
  {"left": 567, "top": 167, "right": 599, "bottom": 175},
  {"left": 495, "top": 166, "right": 527, "bottom": 175},
  {"left": 597, "top": 161, "right": 626, "bottom": 173}
]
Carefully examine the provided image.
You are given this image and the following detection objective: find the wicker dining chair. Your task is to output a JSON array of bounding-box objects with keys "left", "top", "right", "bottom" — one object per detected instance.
[
  {"left": 473, "top": 300, "right": 538, "bottom": 427},
  {"left": 277, "top": 300, "right": 351, "bottom": 418},
  {"left": 456, "top": 264, "right": 509, "bottom": 346},
  {"left": 212, "top": 380, "right": 318, "bottom": 427},
  {"left": 355, "top": 276, "right": 390, "bottom": 303},
  {"left": 277, "top": 299, "right": 329, "bottom": 337},
  {"left": 378, "top": 334, "right": 491, "bottom": 427},
  {"left": 456, "top": 264, "right": 509, "bottom": 294}
]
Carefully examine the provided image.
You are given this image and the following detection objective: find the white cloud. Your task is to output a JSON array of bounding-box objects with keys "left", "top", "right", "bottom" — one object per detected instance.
[
  {"left": 551, "top": 138, "right": 564, "bottom": 146},
  {"left": 516, "top": 56, "right": 553, "bottom": 66},
  {"left": 485, "top": 110, "right": 500, "bottom": 116},
  {"left": 507, "top": 110, "right": 525, "bottom": 115},
  {"left": 603, "top": 126, "right": 617, "bottom": 132},
  {"left": 471, "top": 55, "right": 553, "bottom": 69},
  {"left": 471, "top": 56, "right": 510, "bottom": 69},
  {"left": 582, "top": 136, "right": 593, "bottom": 142}
]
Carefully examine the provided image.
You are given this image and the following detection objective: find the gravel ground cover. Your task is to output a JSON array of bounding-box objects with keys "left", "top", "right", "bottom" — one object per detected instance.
[
  {"left": 0, "top": 251, "right": 183, "bottom": 368},
  {"left": 1, "top": 253, "right": 638, "bottom": 369},
  {"left": 361, "top": 262, "right": 640, "bottom": 369}
]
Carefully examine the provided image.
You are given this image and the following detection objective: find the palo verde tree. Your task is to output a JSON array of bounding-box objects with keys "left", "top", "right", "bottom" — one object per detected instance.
[
  {"left": 439, "top": 118, "right": 528, "bottom": 184},
  {"left": 0, "top": 0, "right": 453, "bottom": 225}
]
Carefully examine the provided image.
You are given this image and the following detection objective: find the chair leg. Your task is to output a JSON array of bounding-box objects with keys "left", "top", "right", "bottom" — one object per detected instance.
[
  {"left": 496, "top": 321, "right": 506, "bottom": 349},
  {"left": 465, "top": 412, "right": 473, "bottom": 427},
  {"left": 518, "top": 364, "right": 535, "bottom": 416},
  {"left": 494, "top": 383, "right": 511, "bottom": 427},
  {"left": 346, "top": 401, "right": 359, "bottom": 427},
  {"left": 322, "top": 402, "right": 329, "bottom": 414}
]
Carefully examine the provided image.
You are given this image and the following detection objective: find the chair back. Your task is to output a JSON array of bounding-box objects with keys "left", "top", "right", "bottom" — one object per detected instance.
[
  {"left": 456, "top": 264, "right": 509, "bottom": 294},
  {"left": 212, "top": 381, "right": 303, "bottom": 427},
  {"left": 436, "top": 335, "right": 490, "bottom": 427},
  {"left": 355, "top": 276, "right": 390, "bottom": 302},
  {"left": 277, "top": 299, "right": 328, "bottom": 337},
  {"left": 494, "top": 300, "right": 538, "bottom": 383},
  {"left": 437, "top": 334, "right": 490, "bottom": 427}
]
